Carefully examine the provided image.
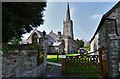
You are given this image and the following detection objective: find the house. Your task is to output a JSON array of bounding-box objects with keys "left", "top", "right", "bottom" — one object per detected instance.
[
  {"left": 90, "top": 1, "right": 120, "bottom": 77},
  {"left": 49, "top": 42, "right": 64, "bottom": 54}
]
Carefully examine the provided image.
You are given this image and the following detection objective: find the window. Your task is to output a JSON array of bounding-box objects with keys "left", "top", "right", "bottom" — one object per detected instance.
[
  {"left": 32, "top": 33, "right": 38, "bottom": 44},
  {"left": 66, "top": 25, "right": 68, "bottom": 27}
]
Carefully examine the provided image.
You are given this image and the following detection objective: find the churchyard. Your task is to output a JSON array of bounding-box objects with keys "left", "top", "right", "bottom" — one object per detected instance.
[{"left": 1, "top": 1, "right": 120, "bottom": 79}]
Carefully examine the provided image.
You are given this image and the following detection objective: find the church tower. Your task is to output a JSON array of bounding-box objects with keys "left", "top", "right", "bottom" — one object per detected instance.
[{"left": 63, "top": 3, "right": 74, "bottom": 39}]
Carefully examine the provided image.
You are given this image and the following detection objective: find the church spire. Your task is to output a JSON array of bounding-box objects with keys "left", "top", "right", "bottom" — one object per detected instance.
[
  {"left": 66, "top": 3, "right": 71, "bottom": 21},
  {"left": 63, "top": 2, "right": 74, "bottom": 39}
]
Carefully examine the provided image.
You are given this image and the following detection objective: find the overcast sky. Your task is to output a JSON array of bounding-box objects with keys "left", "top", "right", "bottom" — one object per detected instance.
[{"left": 22, "top": 2, "right": 118, "bottom": 41}]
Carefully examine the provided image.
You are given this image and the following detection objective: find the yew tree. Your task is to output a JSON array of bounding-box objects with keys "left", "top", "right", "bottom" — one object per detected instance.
[{"left": 2, "top": 2, "right": 46, "bottom": 43}]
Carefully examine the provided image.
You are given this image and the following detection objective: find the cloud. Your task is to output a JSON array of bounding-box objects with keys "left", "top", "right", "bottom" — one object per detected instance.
[{"left": 91, "top": 14, "right": 103, "bottom": 19}]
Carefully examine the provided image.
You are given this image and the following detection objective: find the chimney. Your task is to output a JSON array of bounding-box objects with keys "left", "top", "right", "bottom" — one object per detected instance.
[{"left": 58, "top": 31, "right": 61, "bottom": 36}]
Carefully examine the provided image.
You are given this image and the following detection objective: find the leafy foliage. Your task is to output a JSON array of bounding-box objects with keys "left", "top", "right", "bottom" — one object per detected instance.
[
  {"left": 2, "top": 2, "right": 46, "bottom": 43},
  {"left": 1, "top": 46, "right": 13, "bottom": 53},
  {"left": 9, "top": 37, "right": 20, "bottom": 46},
  {"left": 76, "top": 39, "right": 85, "bottom": 47}
]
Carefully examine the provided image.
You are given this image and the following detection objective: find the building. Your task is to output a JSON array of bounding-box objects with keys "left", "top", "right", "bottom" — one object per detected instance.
[
  {"left": 26, "top": 3, "right": 79, "bottom": 54},
  {"left": 90, "top": 1, "right": 120, "bottom": 77}
]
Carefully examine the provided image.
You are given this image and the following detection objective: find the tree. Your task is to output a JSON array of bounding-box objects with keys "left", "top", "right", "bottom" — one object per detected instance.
[
  {"left": 76, "top": 39, "right": 85, "bottom": 47},
  {"left": 79, "top": 40, "right": 85, "bottom": 47},
  {"left": 84, "top": 41, "right": 90, "bottom": 51},
  {"left": 2, "top": 2, "right": 46, "bottom": 43}
]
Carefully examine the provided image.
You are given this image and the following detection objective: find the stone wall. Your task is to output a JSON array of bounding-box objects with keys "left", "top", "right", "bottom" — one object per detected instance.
[
  {"left": 2, "top": 44, "right": 46, "bottom": 78},
  {"left": 106, "top": 35, "right": 120, "bottom": 77},
  {"left": 0, "top": 51, "right": 2, "bottom": 79},
  {"left": 90, "top": 2, "right": 120, "bottom": 77},
  {"left": 91, "top": 21, "right": 120, "bottom": 77},
  {"left": 104, "top": 4, "right": 120, "bottom": 77}
]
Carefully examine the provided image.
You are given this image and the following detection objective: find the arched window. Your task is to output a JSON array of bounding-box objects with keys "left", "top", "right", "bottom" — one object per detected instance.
[{"left": 32, "top": 33, "right": 38, "bottom": 44}]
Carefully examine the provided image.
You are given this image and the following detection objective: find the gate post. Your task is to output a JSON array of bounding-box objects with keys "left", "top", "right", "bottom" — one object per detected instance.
[
  {"left": 61, "top": 52, "right": 66, "bottom": 75},
  {"left": 99, "top": 48, "right": 107, "bottom": 77},
  {"left": 99, "top": 48, "right": 103, "bottom": 76},
  {"left": 102, "top": 55, "right": 107, "bottom": 77}
]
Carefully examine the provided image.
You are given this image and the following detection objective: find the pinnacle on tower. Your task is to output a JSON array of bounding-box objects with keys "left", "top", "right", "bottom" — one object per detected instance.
[{"left": 66, "top": 3, "right": 71, "bottom": 21}]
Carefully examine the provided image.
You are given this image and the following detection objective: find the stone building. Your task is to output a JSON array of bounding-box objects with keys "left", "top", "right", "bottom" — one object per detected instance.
[
  {"left": 27, "top": 3, "right": 79, "bottom": 54},
  {"left": 90, "top": 1, "right": 120, "bottom": 77}
]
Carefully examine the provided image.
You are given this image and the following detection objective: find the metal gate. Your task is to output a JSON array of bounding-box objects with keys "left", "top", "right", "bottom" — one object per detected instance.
[
  {"left": 65, "top": 54, "right": 100, "bottom": 76},
  {"left": 61, "top": 48, "right": 107, "bottom": 77}
]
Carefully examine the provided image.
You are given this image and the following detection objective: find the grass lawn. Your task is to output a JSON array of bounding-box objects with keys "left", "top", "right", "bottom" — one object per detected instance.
[
  {"left": 47, "top": 53, "right": 78, "bottom": 63},
  {"left": 66, "top": 53, "right": 79, "bottom": 56},
  {"left": 47, "top": 55, "right": 62, "bottom": 63}
]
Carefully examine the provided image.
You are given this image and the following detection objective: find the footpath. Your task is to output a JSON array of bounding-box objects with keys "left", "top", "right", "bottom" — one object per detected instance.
[{"left": 46, "top": 62, "right": 61, "bottom": 77}]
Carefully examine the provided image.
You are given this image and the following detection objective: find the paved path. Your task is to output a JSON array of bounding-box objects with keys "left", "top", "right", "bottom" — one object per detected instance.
[{"left": 46, "top": 62, "right": 61, "bottom": 77}]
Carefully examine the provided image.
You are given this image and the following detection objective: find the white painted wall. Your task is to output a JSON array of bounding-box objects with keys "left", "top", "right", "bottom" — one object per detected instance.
[{"left": 90, "top": 33, "right": 99, "bottom": 55}]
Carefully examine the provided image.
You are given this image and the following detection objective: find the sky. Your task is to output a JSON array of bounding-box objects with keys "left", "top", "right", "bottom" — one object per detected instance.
[{"left": 22, "top": 2, "right": 118, "bottom": 42}]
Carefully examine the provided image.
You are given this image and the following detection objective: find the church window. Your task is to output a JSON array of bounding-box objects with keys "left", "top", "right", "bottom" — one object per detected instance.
[{"left": 32, "top": 33, "right": 38, "bottom": 44}]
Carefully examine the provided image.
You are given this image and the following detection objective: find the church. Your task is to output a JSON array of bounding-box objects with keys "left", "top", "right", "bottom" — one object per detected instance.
[{"left": 26, "top": 3, "right": 79, "bottom": 54}]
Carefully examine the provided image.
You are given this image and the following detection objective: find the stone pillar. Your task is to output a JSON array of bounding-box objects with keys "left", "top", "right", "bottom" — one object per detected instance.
[
  {"left": 0, "top": 51, "right": 3, "bottom": 79},
  {"left": 0, "top": 1, "right": 1, "bottom": 43},
  {"left": 42, "top": 37, "right": 47, "bottom": 77},
  {"left": 106, "top": 35, "right": 120, "bottom": 77}
]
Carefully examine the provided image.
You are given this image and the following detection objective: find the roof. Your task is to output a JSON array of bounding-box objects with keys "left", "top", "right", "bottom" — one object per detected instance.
[
  {"left": 46, "top": 35, "right": 56, "bottom": 42},
  {"left": 36, "top": 30, "right": 43, "bottom": 37},
  {"left": 90, "top": 1, "right": 120, "bottom": 43},
  {"left": 49, "top": 31, "right": 58, "bottom": 41},
  {"left": 90, "top": 16, "right": 105, "bottom": 43},
  {"left": 66, "top": 3, "right": 71, "bottom": 21},
  {"left": 27, "top": 29, "right": 57, "bottom": 43},
  {"left": 51, "top": 42, "right": 62, "bottom": 46},
  {"left": 27, "top": 29, "right": 43, "bottom": 40},
  {"left": 104, "top": 1, "right": 120, "bottom": 17}
]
